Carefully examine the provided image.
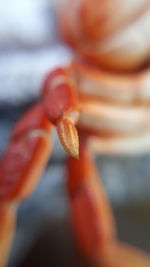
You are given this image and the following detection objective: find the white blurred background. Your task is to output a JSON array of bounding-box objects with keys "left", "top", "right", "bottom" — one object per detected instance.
[{"left": 0, "top": 0, "right": 72, "bottom": 104}]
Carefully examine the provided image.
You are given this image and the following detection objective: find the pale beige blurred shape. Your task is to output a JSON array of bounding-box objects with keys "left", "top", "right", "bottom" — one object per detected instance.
[
  {"left": 57, "top": 0, "right": 150, "bottom": 155},
  {"left": 58, "top": 0, "right": 150, "bottom": 71}
]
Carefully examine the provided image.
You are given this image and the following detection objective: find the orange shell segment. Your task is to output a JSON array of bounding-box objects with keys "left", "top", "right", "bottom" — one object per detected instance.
[
  {"left": 0, "top": 131, "right": 52, "bottom": 201},
  {"left": 42, "top": 68, "right": 78, "bottom": 123},
  {"left": 67, "top": 145, "right": 116, "bottom": 261},
  {"left": 12, "top": 103, "right": 51, "bottom": 140}
]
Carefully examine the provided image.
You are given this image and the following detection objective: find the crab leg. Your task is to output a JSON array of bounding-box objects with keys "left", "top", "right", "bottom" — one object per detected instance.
[
  {"left": 66, "top": 142, "right": 116, "bottom": 265},
  {"left": 66, "top": 142, "right": 150, "bottom": 266},
  {"left": 0, "top": 66, "right": 80, "bottom": 266},
  {"left": 0, "top": 103, "right": 53, "bottom": 267},
  {"left": 0, "top": 203, "right": 16, "bottom": 267},
  {"left": 42, "top": 67, "right": 80, "bottom": 159}
]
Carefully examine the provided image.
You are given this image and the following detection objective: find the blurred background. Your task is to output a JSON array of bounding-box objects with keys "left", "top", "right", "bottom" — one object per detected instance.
[{"left": 0, "top": 0, "right": 150, "bottom": 266}]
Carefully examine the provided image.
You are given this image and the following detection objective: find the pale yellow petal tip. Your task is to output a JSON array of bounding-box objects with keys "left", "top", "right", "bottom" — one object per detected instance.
[
  {"left": 70, "top": 146, "right": 80, "bottom": 160},
  {"left": 56, "top": 118, "right": 80, "bottom": 159}
]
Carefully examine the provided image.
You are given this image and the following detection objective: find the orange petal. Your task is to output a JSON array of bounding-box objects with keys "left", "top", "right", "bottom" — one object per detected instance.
[{"left": 57, "top": 118, "right": 79, "bottom": 159}]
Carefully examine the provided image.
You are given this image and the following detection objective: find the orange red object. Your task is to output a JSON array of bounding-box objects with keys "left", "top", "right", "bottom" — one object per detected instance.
[{"left": 1, "top": 0, "right": 150, "bottom": 266}]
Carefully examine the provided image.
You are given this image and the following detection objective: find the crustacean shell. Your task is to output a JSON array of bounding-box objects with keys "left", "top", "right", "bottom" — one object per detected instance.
[
  {"left": 68, "top": 61, "right": 150, "bottom": 155},
  {"left": 58, "top": 0, "right": 150, "bottom": 155},
  {"left": 58, "top": 0, "right": 150, "bottom": 71}
]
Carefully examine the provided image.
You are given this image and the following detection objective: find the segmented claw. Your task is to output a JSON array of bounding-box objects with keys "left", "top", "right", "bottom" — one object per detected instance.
[
  {"left": 42, "top": 67, "right": 80, "bottom": 158},
  {"left": 57, "top": 118, "right": 79, "bottom": 159}
]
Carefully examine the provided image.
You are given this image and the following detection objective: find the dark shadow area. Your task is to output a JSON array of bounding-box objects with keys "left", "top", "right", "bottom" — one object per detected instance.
[
  {"left": 16, "top": 218, "right": 89, "bottom": 267},
  {"left": 114, "top": 202, "right": 150, "bottom": 252},
  {"left": 16, "top": 203, "right": 150, "bottom": 267}
]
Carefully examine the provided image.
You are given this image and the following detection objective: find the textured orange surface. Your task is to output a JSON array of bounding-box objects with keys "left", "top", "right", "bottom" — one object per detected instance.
[
  {"left": 42, "top": 68, "right": 78, "bottom": 123},
  {"left": 67, "top": 146, "right": 115, "bottom": 262},
  {"left": 12, "top": 103, "right": 51, "bottom": 140}
]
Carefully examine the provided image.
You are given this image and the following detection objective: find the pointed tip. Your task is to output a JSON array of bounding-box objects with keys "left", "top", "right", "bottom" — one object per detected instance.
[
  {"left": 56, "top": 118, "right": 79, "bottom": 159},
  {"left": 71, "top": 149, "right": 80, "bottom": 160},
  {"left": 74, "top": 153, "right": 80, "bottom": 160}
]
